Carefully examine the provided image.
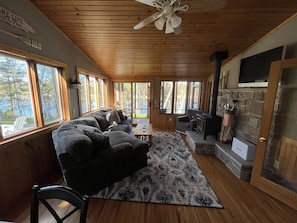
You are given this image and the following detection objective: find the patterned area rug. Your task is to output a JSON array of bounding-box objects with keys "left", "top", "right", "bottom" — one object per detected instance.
[{"left": 93, "top": 132, "right": 223, "bottom": 208}]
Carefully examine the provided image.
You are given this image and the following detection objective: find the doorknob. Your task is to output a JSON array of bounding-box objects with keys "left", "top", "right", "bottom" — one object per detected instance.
[{"left": 259, "top": 137, "right": 266, "bottom": 143}]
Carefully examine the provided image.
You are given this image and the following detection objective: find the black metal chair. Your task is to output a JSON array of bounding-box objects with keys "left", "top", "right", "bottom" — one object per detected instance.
[{"left": 30, "top": 184, "right": 89, "bottom": 223}]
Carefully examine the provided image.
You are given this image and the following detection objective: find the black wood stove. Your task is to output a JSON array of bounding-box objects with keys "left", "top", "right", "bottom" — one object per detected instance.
[{"left": 194, "top": 51, "right": 228, "bottom": 140}]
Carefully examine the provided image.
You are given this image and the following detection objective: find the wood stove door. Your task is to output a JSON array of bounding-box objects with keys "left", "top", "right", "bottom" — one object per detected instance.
[{"left": 250, "top": 58, "right": 297, "bottom": 210}]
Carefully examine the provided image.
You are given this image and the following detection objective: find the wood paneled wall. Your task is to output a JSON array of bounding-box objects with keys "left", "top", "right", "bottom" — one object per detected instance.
[
  {"left": 274, "top": 136, "right": 297, "bottom": 186},
  {"left": 0, "top": 127, "right": 61, "bottom": 215}
]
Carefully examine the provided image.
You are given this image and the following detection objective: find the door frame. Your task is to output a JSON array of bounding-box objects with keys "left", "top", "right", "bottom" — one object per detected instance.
[{"left": 250, "top": 58, "right": 297, "bottom": 210}]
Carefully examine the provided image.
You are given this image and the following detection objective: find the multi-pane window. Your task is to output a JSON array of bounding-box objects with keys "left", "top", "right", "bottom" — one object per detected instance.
[
  {"left": 174, "top": 81, "right": 187, "bottom": 114},
  {"left": 89, "top": 76, "right": 98, "bottom": 111},
  {"left": 36, "top": 64, "right": 62, "bottom": 124},
  {"left": 188, "top": 82, "right": 202, "bottom": 110},
  {"left": 114, "top": 82, "right": 150, "bottom": 120},
  {"left": 78, "top": 72, "right": 106, "bottom": 114},
  {"left": 160, "top": 81, "right": 202, "bottom": 114},
  {"left": 160, "top": 81, "right": 173, "bottom": 114},
  {"left": 79, "top": 74, "right": 88, "bottom": 113},
  {"left": 0, "top": 53, "right": 65, "bottom": 139},
  {"left": 98, "top": 79, "right": 105, "bottom": 108}
]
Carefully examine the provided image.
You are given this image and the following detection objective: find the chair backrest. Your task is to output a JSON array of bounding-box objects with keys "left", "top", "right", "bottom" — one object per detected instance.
[
  {"left": 13, "top": 116, "right": 27, "bottom": 132},
  {"left": 30, "top": 184, "right": 89, "bottom": 223}
]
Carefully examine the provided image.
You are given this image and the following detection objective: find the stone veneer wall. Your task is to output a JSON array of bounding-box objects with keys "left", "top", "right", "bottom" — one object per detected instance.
[{"left": 217, "top": 88, "right": 267, "bottom": 144}]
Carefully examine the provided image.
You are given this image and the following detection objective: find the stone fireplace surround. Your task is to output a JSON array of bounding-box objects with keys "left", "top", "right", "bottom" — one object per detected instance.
[
  {"left": 186, "top": 88, "right": 267, "bottom": 180},
  {"left": 217, "top": 88, "right": 267, "bottom": 145}
]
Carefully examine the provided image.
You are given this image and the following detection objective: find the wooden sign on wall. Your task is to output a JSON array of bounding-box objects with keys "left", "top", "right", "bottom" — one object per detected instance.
[{"left": 0, "top": 6, "right": 35, "bottom": 33}]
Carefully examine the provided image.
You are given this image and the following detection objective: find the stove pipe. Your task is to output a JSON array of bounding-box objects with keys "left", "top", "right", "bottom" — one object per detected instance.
[{"left": 210, "top": 51, "right": 228, "bottom": 116}]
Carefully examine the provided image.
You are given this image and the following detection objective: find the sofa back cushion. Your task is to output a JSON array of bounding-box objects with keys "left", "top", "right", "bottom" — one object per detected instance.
[
  {"left": 69, "top": 116, "right": 101, "bottom": 129},
  {"left": 77, "top": 124, "right": 102, "bottom": 133}
]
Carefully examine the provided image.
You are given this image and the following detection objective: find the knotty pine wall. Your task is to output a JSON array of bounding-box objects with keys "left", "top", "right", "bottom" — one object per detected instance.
[{"left": 0, "top": 126, "right": 61, "bottom": 215}]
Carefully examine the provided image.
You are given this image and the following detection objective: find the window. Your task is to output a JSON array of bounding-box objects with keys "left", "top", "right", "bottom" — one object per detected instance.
[
  {"left": 114, "top": 82, "right": 150, "bottom": 120},
  {"left": 160, "top": 81, "right": 173, "bottom": 114},
  {"left": 188, "top": 82, "right": 202, "bottom": 110},
  {"left": 78, "top": 70, "right": 106, "bottom": 114},
  {"left": 37, "top": 64, "right": 62, "bottom": 124},
  {"left": 160, "top": 81, "right": 202, "bottom": 114},
  {"left": 0, "top": 53, "right": 66, "bottom": 140},
  {"left": 89, "top": 76, "right": 98, "bottom": 110},
  {"left": 174, "top": 81, "right": 187, "bottom": 114},
  {"left": 79, "top": 74, "right": 88, "bottom": 113}
]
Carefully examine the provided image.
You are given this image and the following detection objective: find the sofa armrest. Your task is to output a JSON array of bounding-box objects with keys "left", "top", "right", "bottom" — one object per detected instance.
[
  {"left": 176, "top": 115, "right": 190, "bottom": 122},
  {"left": 64, "top": 142, "right": 134, "bottom": 195}
]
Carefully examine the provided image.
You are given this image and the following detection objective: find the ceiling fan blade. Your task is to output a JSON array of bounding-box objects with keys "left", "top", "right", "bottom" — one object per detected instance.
[
  {"left": 184, "top": 0, "right": 227, "bottom": 12},
  {"left": 165, "top": 18, "right": 174, "bottom": 34},
  {"left": 170, "top": 13, "right": 182, "bottom": 28},
  {"left": 174, "top": 25, "right": 183, "bottom": 35},
  {"left": 135, "top": 0, "right": 155, "bottom": 7},
  {"left": 174, "top": 5, "right": 189, "bottom": 13},
  {"left": 154, "top": 16, "right": 166, "bottom": 30},
  {"left": 170, "top": 0, "right": 178, "bottom": 6},
  {"left": 133, "top": 12, "right": 163, "bottom": 30}
]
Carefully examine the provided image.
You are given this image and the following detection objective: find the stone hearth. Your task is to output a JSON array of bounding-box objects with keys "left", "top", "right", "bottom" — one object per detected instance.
[
  {"left": 185, "top": 131, "right": 216, "bottom": 154},
  {"left": 186, "top": 131, "right": 254, "bottom": 180}
]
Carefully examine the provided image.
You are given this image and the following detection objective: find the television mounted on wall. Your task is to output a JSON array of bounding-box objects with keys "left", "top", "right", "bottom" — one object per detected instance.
[{"left": 238, "top": 46, "right": 286, "bottom": 87}]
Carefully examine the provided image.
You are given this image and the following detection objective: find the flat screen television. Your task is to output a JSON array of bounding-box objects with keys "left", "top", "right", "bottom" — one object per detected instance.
[{"left": 238, "top": 46, "right": 286, "bottom": 87}]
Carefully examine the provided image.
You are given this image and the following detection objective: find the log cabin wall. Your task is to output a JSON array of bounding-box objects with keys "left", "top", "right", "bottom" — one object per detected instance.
[{"left": 0, "top": 127, "right": 61, "bottom": 215}]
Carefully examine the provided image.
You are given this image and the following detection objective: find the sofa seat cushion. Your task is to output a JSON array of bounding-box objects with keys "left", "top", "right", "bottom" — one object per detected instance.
[{"left": 120, "top": 119, "right": 132, "bottom": 125}]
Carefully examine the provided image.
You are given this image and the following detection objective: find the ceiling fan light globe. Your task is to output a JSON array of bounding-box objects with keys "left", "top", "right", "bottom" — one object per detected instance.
[
  {"left": 165, "top": 19, "right": 174, "bottom": 34},
  {"left": 171, "top": 13, "right": 182, "bottom": 28},
  {"left": 154, "top": 16, "right": 166, "bottom": 30},
  {"left": 174, "top": 25, "right": 183, "bottom": 34}
]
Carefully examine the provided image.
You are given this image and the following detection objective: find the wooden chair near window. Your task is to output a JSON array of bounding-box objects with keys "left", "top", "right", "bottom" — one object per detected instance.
[
  {"left": 3, "top": 116, "right": 27, "bottom": 135},
  {"left": 30, "top": 184, "right": 89, "bottom": 223}
]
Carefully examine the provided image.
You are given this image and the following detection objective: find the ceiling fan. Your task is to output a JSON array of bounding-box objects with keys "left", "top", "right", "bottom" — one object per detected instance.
[{"left": 133, "top": 0, "right": 227, "bottom": 34}]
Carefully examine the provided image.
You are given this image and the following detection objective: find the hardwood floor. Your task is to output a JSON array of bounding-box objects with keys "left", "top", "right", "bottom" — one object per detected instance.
[{"left": 3, "top": 134, "right": 297, "bottom": 223}]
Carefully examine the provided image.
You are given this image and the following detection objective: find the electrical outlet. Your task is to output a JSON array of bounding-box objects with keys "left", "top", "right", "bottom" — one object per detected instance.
[{"left": 169, "top": 118, "right": 172, "bottom": 121}]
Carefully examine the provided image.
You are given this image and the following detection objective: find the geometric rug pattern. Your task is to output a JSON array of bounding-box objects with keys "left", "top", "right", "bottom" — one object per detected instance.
[{"left": 93, "top": 132, "right": 223, "bottom": 208}]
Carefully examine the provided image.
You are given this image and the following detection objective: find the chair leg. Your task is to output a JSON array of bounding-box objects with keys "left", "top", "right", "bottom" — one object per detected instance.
[{"left": 30, "top": 185, "right": 40, "bottom": 223}]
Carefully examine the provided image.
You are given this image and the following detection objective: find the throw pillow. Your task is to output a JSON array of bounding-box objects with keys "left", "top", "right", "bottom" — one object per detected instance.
[
  {"left": 117, "top": 109, "right": 125, "bottom": 121},
  {"left": 106, "top": 109, "right": 121, "bottom": 125},
  {"left": 95, "top": 115, "right": 109, "bottom": 131},
  {"left": 83, "top": 130, "right": 110, "bottom": 149}
]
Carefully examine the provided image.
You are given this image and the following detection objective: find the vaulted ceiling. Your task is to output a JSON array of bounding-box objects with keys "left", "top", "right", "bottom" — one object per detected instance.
[{"left": 29, "top": 0, "right": 297, "bottom": 80}]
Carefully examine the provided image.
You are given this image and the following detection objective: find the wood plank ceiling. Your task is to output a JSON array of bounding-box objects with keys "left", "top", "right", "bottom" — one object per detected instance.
[{"left": 29, "top": 0, "right": 297, "bottom": 80}]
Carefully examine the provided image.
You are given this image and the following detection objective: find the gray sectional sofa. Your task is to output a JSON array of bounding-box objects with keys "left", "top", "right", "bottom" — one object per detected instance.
[{"left": 52, "top": 108, "right": 149, "bottom": 195}]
